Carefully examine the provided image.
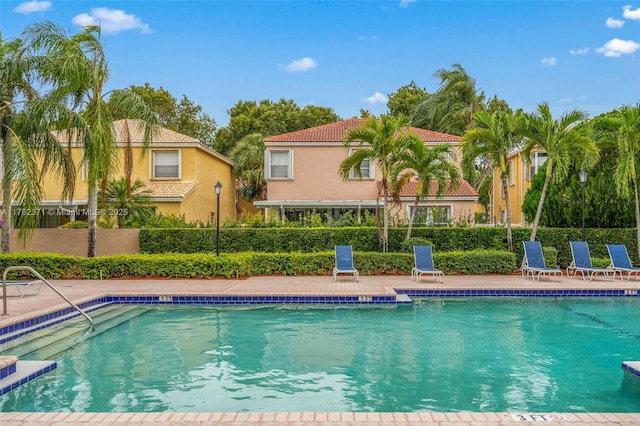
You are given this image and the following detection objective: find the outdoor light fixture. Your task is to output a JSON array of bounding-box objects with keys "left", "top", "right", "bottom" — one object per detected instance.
[
  {"left": 579, "top": 170, "right": 587, "bottom": 242},
  {"left": 215, "top": 181, "right": 222, "bottom": 256}
]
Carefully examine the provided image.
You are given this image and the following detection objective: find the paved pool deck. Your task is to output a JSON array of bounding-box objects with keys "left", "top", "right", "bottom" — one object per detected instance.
[{"left": 1, "top": 273, "right": 640, "bottom": 425}]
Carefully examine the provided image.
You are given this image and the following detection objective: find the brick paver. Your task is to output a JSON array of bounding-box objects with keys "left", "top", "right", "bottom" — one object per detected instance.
[{"left": 1, "top": 273, "right": 639, "bottom": 425}]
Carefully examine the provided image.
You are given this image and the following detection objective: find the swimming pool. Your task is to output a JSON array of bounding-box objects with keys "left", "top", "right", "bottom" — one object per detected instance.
[{"left": 1, "top": 297, "right": 639, "bottom": 413}]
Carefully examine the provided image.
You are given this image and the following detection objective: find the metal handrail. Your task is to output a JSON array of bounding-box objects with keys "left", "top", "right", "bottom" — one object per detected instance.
[{"left": 2, "top": 266, "right": 94, "bottom": 329}]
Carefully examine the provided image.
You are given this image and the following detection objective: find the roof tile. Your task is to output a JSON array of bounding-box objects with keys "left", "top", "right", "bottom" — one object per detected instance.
[
  {"left": 264, "top": 118, "right": 461, "bottom": 143},
  {"left": 380, "top": 179, "right": 478, "bottom": 198},
  {"left": 142, "top": 180, "right": 198, "bottom": 199}
]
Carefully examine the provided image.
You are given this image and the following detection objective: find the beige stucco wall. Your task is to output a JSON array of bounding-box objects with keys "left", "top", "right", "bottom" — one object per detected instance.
[
  {"left": 31, "top": 143, "right": 236, "bottom": 225},
  {"left": 490, "top": 152, "right": 534, "bottom": 226},
  {"left": 391, "top": 199, "right": 477, "bottom": 225},
  {"left": 266, "top": 145, "right": 379, "bottom": 201},
  {"left": 10, "top": 229, "right": 139, "bottom": 256}
]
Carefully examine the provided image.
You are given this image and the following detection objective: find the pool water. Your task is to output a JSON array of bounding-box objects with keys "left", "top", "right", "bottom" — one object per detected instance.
[{"left": 1, "top": 298, "right": 640, "bottom": 413}]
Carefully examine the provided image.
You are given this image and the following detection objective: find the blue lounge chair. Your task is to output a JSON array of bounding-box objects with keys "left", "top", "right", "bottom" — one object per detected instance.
[
  {"left": 606, "top": 244, "right": 640, "bottom": 281},
  {"left": 333, "top": 245, "right": 359, "bottom": 281},
  {"left": 566, "top": 241, "right": 611, "bottom": 281},
  {"left": 411, "top": 245, "right": 444, "bottom": 283},
  {"left": 522, "top": 241, "right": 562, "bottom": 281}
]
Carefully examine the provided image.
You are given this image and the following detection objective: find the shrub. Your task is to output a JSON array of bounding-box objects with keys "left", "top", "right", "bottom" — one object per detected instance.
[
  {"left": 399, "top": 237, "right": 434, "bottom": 253},
  {"left": 58, "top": 221, "right": 88, "bottom": 229}
]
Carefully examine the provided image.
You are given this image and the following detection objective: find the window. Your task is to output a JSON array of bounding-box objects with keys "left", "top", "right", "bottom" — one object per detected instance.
[
  {"left": 526, "top": 152, "right": 548, "bottom": 181},
  {"left": 267, "top": 150, "right": 293, "bottom": 179},
  {"left": 408, "top": 205, "right": 451, "bottom": 226},
  {"left": 153, "top": 150, "right": 180, "bottom": 179},
  {"left": 348, "top": 149, "right": 374, "bottom": 179}
]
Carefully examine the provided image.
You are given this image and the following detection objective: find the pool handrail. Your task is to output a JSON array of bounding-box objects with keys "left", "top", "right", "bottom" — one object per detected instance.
[{"left": 2, "top": 265, "right": 94, "bottom": 329}]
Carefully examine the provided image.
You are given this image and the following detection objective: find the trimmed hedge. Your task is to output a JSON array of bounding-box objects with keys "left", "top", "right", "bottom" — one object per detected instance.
[
  {"left": 0, "top": 249, "right": 516, "bottom": 280},
  {"left": 139, "top": 227, "right": 638, "bottom": 268}
]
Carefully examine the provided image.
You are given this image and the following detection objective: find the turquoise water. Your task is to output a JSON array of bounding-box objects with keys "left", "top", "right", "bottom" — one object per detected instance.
[{"left": 1, "top": 298, "right": 640, "bottom": 413}]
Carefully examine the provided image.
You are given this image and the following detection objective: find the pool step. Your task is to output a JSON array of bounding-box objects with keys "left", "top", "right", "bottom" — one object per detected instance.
[{"left": 0, "top": 305, "right": 150, "bottom": 360}]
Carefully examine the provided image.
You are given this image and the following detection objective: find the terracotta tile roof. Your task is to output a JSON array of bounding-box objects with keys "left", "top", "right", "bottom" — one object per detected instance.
[
  {"left": 113, "top": 119, "right": 200, "bottom": 144},
  {"left": 52, "top": 119, "right": 200, "bottom": 144},
  {"left": 379, "top": 179, "right": 478, "bottom": 198},
  {"left": 264, "top": 118, "right": 461, "bottom": 143},
  {"left": 142, "top": 180, "right": 198, "bottom": 200}
]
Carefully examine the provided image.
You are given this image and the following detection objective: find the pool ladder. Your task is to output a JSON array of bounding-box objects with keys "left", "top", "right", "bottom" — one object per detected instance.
[{"left": 1, "top": 265, "right": 94, "bottom": 330}]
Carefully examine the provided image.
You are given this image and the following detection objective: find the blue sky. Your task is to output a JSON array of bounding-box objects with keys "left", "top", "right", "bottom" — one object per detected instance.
[{"left": 2, "top": 1, "right": 639, "bottom": 127}]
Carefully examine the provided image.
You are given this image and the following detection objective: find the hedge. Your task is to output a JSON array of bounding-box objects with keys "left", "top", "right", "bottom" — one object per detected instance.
[
  {"left": 0, "top": 249, "right": 516, "bottom": 280},
  {"left": 139, "top": 227, "right": 639, "bottom": 268}
]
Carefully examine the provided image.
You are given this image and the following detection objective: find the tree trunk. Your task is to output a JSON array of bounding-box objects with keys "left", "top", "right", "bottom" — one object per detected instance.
[
  {"left": 382, "top": 183, "right": 389, "bottom": 253},
  {"left": 1, "top": 124, "right": 13, "bottom": 253},
  {"left": 406, "top": 196, "right": 419, "bottom": 240},
  {"left": 502, "top": 174, "right": 513, "bottom": 252},
  {"left": 633, "top": 176, "right": 640, "bottom": 261},
  {"left": 87, "top": 185, "right": 98, "bottom": 257},
  {"left": 529, "top": 170, "right": 552, "bottom": 242}
]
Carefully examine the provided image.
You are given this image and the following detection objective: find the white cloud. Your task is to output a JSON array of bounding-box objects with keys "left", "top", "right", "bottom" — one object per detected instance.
[
  {"left": 623, "top": 5, "right": 640, "bottom": 20},
  {"left": 12, "top": 1, "right": 52, "bottom": 14},
  {"left": 540, "top": 57, "right": 557, "bottom": 67},
  {"left": 596, "top": 38, "right": 640, "bottom": 57},
  {"left": 399, "top": 0, "right": 416, "bottom": 8},
  {"left": 281, "top": 57, "right": 317, "bottom": 73},
  {"left": 569, "top": 47, "right": 589, "bottom": 55},
  {"left": 72, "top": 7, "right": 152, "bottom": 35},
  {"left": 606, "top": 17, "right": 625, "bottom": 28},
  {"left": 364, "top": 92, "right": 388, "bottom": 104}
]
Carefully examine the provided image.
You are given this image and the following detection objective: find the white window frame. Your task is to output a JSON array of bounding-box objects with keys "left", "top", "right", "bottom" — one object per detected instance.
[
  {"left": 151, "top": 150, "right": 181, "bottom": 179},
  {"left": 266, "top": 149, "right": 293, "bottom": 179},
  {"left": 527, "top": 152, "right": 548, "bottom": 181},
  {"left": 348, "top": 149, "right": 375, "bottom": 180},
  {"left": 408, "top": 205, "right": 452, "bottom": 226}
]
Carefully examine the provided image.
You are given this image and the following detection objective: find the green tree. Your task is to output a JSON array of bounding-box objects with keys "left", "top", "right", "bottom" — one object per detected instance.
[
  {"left": 391, "top": 139, "right": 460, "bottom": 239},
  {"left": 98, "top": 177, "right": 154, "bottom": 228},
  {"left": 521, "top": 102, "right": 598, "bottom": 242},
  {"left": 461, "top": 110, "right": 523, "bottom": 252},
  {"left": 213, "top": 98, "right": 340, "bottom": 155},
  {"left": 412, "top": 63, "right": 485, "bottom": 136},
  {"left": 26, "top": 22, "right": 159, "bottom": 257},
  {"left": 597, "top": 103, "right": 640, "bottom": 258},
  {"left": 387, "top": 81, "right": 429, "bottom": 120},
  {"left": 110, "top": 83, "right": 217, "bottom": 147},
  {"left": 229, "top": 133, "right": 266, "bottom": 201},
  {"left": 339, "top": 116, "right": 414, "bottom": 252},
  {"left": 0, "top": 31, "right": 76, "bottom": 251}
]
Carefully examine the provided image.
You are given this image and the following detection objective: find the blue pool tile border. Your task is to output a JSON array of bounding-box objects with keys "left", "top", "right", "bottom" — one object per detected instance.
[
  {"left": 0, "top": 361, "right": 56, "bottom": 396},
  {"left": 2, "top": 289, "right": 639, "bottom": 343},
  {"left": 622, "top": 361, "right": 640, "bottom": 378},
  {"left": 395, "top": 288, "right": 640, "bottom": 298}
]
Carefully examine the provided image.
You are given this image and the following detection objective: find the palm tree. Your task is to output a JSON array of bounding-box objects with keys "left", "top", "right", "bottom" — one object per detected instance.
[
  {"left": 25, "top": 22, "right": 159, "bottom": 257},
  {"left": 598, "top": 103, "right": 640, "bottom": 259},
  {"left": 412, "top": 63, "right": 485, "bottom": 136},
  {"left": 521, "top": 102, "right": 598, "bottom": 242},
  {"left": 0, "top": 32, "right": 76, "bottom": 251},
  {"left": 391, "top": 139, "right": 460, "bottom": 239},
  {"left": 229, "top": 133, "right": 266, "bottom": 201},
  {"left": 461, "top": 110, "right": 523, "bottom": 252},
  {"left": 339, "top": 115, "right": 416, "bottom": 252},
  {"left": 98, "top": 178, "right": 154, "bottom": 228}
]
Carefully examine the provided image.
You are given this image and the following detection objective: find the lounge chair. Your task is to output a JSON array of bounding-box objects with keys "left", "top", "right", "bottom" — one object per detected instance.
[
  {"left": 411, "top": 245, "right": 444, "bottom": 283},
  {"left": 566, "top": 241, "right": 611, "bottom": 281},
  {"left": 521, "top": 241, "right": 562, "bottom": 281},
  {"left": 606, "top": 244, "right": 640, "bottom": 281},
  {"left": 1, "top": 279, "right": 44, "bottom": 298},
  {"left": 333, "top": 245, "right": 359, "bottom": 281}
]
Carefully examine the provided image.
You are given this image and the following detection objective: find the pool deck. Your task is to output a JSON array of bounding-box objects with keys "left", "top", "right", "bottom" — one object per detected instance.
[{"left": 1, "top": 273, "right": 640, "bottom": 425}]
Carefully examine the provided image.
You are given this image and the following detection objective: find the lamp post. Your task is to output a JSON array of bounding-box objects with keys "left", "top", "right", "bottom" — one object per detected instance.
[
  {"left": 215, "top": 181, "right": 222, "bottom": 256},
  {"left": 579, "top": 170, "right": 587, "bottom": 241}
]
